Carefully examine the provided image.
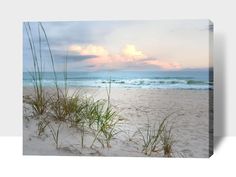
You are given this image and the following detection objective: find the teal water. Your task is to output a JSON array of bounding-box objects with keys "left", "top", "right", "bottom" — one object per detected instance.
[{"left": 23, "top": 70, "right": 213, "bottom": 90}]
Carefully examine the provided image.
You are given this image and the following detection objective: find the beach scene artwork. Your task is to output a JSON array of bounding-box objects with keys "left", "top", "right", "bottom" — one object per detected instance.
[{"left": 23, "top": 20, "right": 213, "bottom": 157}]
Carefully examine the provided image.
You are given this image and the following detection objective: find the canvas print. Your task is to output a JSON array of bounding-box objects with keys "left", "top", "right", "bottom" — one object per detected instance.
[{"left": 23, "top": 20, "right": 213, "bottom": 157}]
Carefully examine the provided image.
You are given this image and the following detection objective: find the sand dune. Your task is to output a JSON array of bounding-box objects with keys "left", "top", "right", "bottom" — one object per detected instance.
[{"left": 23, "top": 87, "right": 212, "bottom": 157}]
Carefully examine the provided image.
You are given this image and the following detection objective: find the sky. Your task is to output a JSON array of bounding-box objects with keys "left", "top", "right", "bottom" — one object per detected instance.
[{"left": 23, "top": 20, "right": 213, "bottom": 72}]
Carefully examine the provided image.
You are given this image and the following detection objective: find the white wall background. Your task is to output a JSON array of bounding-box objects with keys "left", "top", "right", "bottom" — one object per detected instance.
[{"left": 0, "top": 0, "right": 234, "bottom": 136}]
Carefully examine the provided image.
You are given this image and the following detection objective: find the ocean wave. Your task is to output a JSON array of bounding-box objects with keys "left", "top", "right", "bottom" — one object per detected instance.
[
  {"left": 23, "top": 78, "right": 212, "bottom": 90},
  {"left": 99, "top": 79, "right": 209, "bottom": 85}
]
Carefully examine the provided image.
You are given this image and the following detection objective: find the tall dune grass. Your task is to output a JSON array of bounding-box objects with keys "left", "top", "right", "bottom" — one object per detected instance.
[
  {"left": 24, "top": 23, "right": 48, "bottom": 116},
  {"left": 24, "top": 22, "right": 121, "bottom": 149}
]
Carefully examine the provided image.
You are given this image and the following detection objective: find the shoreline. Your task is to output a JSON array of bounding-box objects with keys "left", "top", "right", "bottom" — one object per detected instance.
[{"left": 23, "top": 85, "right": 212, "bottom": 91}]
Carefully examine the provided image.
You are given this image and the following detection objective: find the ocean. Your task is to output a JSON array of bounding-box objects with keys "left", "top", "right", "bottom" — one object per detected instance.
[{"left": 23, "top": 70, "right": 213, "bottom": 90}]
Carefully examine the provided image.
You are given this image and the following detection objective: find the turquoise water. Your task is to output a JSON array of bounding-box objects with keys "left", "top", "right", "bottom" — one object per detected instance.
[{"left": 23, "top": 70, "right": 213, "bottom": 90}]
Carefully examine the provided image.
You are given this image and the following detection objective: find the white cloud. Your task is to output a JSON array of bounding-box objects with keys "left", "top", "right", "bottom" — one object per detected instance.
[
  {"left": 122, "top": 44, "right": 146, "bottom": 60},
  {"left": 69, "top": 44, "right": 109, "bottom": 56}
]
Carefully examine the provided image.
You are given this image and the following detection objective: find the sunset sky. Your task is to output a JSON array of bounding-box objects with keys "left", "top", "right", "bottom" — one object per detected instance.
[{"left": 23, "top": 20, "right": 213, "bottom": 72}]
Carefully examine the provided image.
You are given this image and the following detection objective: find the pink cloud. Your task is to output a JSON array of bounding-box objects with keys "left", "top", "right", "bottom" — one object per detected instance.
[
  {"left": 68, "top": 44, "right": 181, "bottom": 70},
  {"left": 144, "top": 60, "right": 181, "bottom": 70}
]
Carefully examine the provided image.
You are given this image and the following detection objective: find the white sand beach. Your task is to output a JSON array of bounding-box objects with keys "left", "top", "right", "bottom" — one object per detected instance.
[{"left": 23, "top": 87, "right": 212, "bottom": 157}]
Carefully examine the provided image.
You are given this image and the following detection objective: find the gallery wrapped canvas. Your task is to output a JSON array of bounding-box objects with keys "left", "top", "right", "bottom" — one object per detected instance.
[{"left": 23, "top": 20, "right": 213, "bottom": 157}]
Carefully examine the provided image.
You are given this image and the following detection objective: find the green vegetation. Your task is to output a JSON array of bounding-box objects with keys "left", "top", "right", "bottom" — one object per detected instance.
[
  {"left": 48, "top": 122, "right": 62, "bottom": 149},
  {"left": 24, "top": 23, "right": 48, "bottom": 116},
  {"left": 23, "top": 22, "right": 120, "bottom": 149},
  {"left": 138, "top": 114, "right": 175, "bottom": 157},
  {"left": 161, "top": 126, "right": 174, "bottom": 157},
  {"left": 37, "top": 117, "right": 49, "bottom": 136}
]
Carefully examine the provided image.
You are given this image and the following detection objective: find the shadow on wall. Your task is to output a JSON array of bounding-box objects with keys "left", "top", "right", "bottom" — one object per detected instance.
[{"left": 214, "top": 33, "right": 227, "bottom": 151}]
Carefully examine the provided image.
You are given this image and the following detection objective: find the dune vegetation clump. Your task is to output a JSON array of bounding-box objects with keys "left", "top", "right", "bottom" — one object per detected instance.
[
  {"left": 138, "top": 114, "right": 176, "bottom": 157},
  {"left": 23, "top": 22, "right": 122, "bottom": 150}
]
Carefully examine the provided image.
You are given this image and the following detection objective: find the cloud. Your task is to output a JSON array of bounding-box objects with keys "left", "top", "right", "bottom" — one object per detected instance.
[
  {"left": 54, "top": 53, "right": 97, "bottom": 62},
  {"left": 69, "top": 44, "right": 109, "bottom": 56},
  {"left": 144, "top": 59, "right": 181, "bottom": 70},
  {"left": 77, "top": 44, "right": 182, "bottom": 70},
  {"left": 24, "top": 21, "right": 209, "bottom": 72},
  {"left": 49, "top": 43, "right": 182, "bottom": 71},
  {"left": 122, "top": 44, "right": 146, "bottom": 60},
  {"left": 75, "top": 44, "right": 146, "bottom": 70}
]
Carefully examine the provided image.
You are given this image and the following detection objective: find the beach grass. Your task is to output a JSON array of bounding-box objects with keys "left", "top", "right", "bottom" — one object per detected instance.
[
  {"left": 24, "top": 22, "right": 48, "bottom": 116},
  {"left": 50, "top": 93, "right": 79, "bottom": 121},
  {"left": 24, "top": 22, "right": 121, "bottom": 150},
  {"left": 37, "top": 117, "right": 50, "bottom": 136},
  {"left": 161, "top": 126, "right": 174, "bottom": 157},
  {"left": 138, "top": 115, "right": 175, "bottom": 156},
  {"left": 90, "top": 100, "right": 120, "bottom": 148},
  {"left": 48, "top": 122, "right": 62, "bottom": 149}
]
